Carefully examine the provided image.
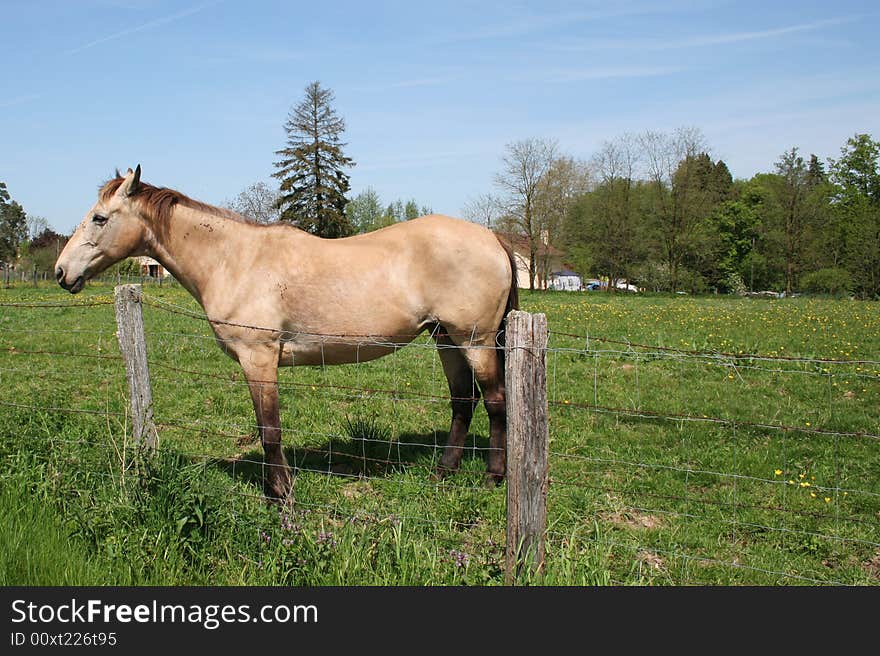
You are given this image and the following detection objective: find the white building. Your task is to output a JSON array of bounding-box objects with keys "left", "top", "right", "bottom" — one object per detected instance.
[{"left": 548, "top": 270, "right": 583, "bottom": 291}]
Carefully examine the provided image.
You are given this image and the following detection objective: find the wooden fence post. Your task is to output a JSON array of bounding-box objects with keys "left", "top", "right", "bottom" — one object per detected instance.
[
  {"left": 504, "top": 310, "right": 549, "bottom": 584},
  {"left": 114, "top": 284, "right": 157, "bottom": 452}
]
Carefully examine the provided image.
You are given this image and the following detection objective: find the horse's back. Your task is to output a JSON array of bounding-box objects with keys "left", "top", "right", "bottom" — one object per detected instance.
[
  {"left": 322, "top": 214, "right": 513, "bottom": 337},
  {"left": 361, "top": 213, "right": 510, "bottom": 291}
]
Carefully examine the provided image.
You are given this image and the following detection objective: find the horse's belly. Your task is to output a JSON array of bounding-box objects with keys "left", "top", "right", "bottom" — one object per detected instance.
[{"left": 280, "top": 338, "right": 402, "bottom": 366}]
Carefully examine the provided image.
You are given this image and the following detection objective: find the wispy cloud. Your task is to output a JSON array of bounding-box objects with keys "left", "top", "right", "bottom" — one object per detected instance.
[
  {"left": 195, "top": 45, "right": 305, "bottom": 66},
  {"left": 0, "top": 93, "right": 42, "bottom": 109},
  {"left": 518, "top": 65, "right": 684, "bottom": 84},
  {"left": 548, "top": 17, "right": 855, "bottom": 52},
  {"left": 670, "top": 17, "right": 854, "bottom": 48},
  {"left": 66, "top": 1, "right": 220, "bottom": 55},
  {"left": 429, "top": 2, "right": 695, "bottom": 45},
  {"left": 349, "top": 71, "right": 465, "bottom": 94},
  {"left": 542, "top": 66, "right": 685, "bottom": 82},
  {"left": 387, "top": 76, "right": 455, "bottom": 89}
]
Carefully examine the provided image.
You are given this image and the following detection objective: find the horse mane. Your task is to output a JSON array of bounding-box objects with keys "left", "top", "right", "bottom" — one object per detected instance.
[{"left": 99, "top": 171, "right": 253, "bottom": 234}]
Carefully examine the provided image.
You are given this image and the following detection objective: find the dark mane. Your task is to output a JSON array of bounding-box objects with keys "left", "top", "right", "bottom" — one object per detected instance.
[{"left": 99, "top": 171, "right": 253, "bottom": 233}]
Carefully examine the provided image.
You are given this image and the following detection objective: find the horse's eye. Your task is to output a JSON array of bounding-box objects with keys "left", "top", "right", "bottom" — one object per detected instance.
[{"left": 92, "top": 214, "right": 108, "bottom": 226}]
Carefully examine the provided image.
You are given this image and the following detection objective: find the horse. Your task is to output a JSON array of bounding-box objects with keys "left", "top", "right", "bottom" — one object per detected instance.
[{"left": 55, "top": 166, "right": 518, "bottom": 499}]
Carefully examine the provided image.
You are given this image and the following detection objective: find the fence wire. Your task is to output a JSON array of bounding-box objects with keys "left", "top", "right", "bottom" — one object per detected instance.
[{"left": 1, "top": 292, "right": 878, "bottom": 585}]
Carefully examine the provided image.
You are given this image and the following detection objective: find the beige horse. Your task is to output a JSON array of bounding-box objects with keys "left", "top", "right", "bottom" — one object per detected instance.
[{"left": 55, "top": 166, "right": 518, "bottom": 499}]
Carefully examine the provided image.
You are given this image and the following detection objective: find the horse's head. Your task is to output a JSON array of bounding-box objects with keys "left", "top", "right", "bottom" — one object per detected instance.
[{"left": 55, "top": 165, "right": 148, "bottom": 293}]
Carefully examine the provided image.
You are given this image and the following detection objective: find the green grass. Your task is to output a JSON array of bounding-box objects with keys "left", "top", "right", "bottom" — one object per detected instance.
[{"left": 1, "top": 281, "right": 878, "bottom": 585}]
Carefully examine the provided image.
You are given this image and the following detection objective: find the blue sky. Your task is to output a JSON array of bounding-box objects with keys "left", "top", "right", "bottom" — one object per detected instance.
[{"left": 2, "top": 0, "right": 878, "bottom": 234}]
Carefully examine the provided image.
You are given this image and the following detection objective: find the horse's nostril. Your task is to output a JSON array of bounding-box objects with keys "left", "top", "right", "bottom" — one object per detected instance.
[{"left": 55, "top": 266, "right": 64, "bottom": 282}]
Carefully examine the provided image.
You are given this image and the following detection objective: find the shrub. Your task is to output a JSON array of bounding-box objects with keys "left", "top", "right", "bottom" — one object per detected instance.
[{"left": 799, "top": 268, "right": 853, "bottom": 296}]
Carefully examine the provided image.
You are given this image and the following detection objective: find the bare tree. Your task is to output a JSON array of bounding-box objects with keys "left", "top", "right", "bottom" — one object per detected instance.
[
  {"left": 462, "top": 193, "right": 502, "bottom": 228},
  {"left": 26, "top": 215, "right": 49, "bottom": 241},
  {"left": 225, "top": 181, "right": 281, "bottom": 224},
  {"left": 494, "top": 138, "right": 558, "bottom": 289},
  {"left": 565, "top": 134, "right": 642, "bottom": 290},
  {"left": 534, "top": 156, "right": 592, "bottom": 284}
]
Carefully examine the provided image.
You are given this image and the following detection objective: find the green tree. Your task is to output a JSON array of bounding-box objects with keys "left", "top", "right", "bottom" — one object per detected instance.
[
  {"left": 830, "top": 133, "right": 880, "bottom": 201},
  {"left": 345, "top": 187, "right": 384, "bottom": 233},
  {"left": 0, "top": 182, "right": 27, "bottom": 265},
  {"left": 705, "top": 198, "right": 760, "bottom": 292},
  {"left": 27, "top": 228, "right": 67, "bottom": 273},
  {"left": 404, "top": 200, "right": 420, "bottom": 220},
  {"left": 806, "top": 153, "right": 828, "bottom": 188},
  {"left": 384, "top": 200, "right": 404, "bottom": 224},
  {"left": 829, "top": 133, "right": 880, "bottom": 298},
  {"left": 740, "top": 173, "right": 787, "bottom": 291},
  {"left": 273, "top": 81, "right": 355, "bottom": 238},
  {"left": 768, "top": 147, "right": 824, "bottom": 294}
]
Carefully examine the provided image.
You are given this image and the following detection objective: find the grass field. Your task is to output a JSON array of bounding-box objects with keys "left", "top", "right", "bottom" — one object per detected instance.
[{"left": 1, "top": 280, "right": 878, "bottom": 585}]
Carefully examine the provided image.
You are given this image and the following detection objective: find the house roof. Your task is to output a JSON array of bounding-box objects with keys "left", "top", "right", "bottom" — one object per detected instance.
[{"left": 493, "top": 231, "right": 564, "bottom": 258}]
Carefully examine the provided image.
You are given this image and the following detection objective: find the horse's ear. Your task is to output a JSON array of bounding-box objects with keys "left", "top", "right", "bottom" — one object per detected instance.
[{"left": 121, "top": 165, "right": 141, "bottom": 197}]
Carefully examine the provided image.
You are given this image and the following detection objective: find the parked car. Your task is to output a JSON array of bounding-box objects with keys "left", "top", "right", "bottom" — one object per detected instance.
[{"left": 585, "top": 280, "right": 639, "bottom": 292}]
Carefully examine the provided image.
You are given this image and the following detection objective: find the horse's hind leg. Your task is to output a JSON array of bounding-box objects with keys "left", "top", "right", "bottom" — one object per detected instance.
[
  {"left": 463, "top": 345, "right": 507, "bottom": 486},
  {"left": 434, "top": 330, "right": 481, "bottom": 477}
]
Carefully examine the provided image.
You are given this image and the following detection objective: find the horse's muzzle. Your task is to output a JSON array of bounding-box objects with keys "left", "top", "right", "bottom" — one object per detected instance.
[{"left": 56, "top": 267, "right": 85, "bottom": 294}]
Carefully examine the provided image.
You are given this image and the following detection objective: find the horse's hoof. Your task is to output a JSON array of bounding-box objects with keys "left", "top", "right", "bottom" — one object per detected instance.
[
  {"left": 264, "top": 488, "right": 295, "bottom": 506},
  {"left": 264, "top": 472, "right": 294, "bottom": 504},
  {"left": 431, "top": 465, "right": 455, "bottom": 483}
]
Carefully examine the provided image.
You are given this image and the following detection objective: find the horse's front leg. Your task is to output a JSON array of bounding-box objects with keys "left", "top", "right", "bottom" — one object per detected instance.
[{"left": 242, "top": 354, "right": 291, "bottom": 501}]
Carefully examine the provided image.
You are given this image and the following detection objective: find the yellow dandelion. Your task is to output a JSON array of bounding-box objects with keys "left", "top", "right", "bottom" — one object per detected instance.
[
  {"left": 774, "top": 469, "right": 782, "bottom": 476},
  {"left": 824, "top": 497, "right": 831, "bottom": 503},
  {"left": 810, "top": 492, "right": 816, "bottom": 498}
]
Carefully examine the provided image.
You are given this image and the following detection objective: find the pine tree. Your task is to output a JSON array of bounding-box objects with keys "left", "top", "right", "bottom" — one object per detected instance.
[
  {"left": 404, "top": 200, "right": 420, "bottom": 220},
  {"left": 806, "top": 153, "right": 827, "bottom": 188},
  {"left": 272, "top": 81, "right": 355, "bottom": 238}
]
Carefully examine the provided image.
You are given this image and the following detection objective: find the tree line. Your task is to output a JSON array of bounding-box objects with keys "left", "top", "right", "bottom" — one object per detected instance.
[
  {"left": 2, "top": 79, "right": 877, "bottom": 299},
  {"left": 476, "top": 129, "right": 880, "bottom": 299}
]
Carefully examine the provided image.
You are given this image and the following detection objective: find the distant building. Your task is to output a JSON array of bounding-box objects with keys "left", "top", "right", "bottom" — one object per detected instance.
[
  {"left": 548, "top": 270, "right": 583, "bottom": 291},
  {"left": 134, "top": 256, "right": 168, "bottom": 278},
  {"left": 495, "top": 231, "right": 566, "bottom": 290}
]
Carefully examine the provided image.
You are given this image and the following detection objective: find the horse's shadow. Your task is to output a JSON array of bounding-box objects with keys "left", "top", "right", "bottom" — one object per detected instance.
[{"left": 216, "top": 430, "right": 492, "bottom": 490}]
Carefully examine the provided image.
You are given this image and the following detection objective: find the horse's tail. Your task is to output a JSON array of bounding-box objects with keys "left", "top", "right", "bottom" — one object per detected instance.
[{"left": 495, "top": 235, "right": 519, "bottom": 370}]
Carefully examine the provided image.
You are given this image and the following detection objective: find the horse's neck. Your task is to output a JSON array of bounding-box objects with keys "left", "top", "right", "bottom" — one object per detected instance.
[{"left": 144, "top": 205, "right": 248, "bottom": 307}]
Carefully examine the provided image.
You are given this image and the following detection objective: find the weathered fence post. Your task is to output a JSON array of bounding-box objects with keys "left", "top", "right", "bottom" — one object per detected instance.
[
  {"left": 504, "top": 310, "right": 549, "bottom": 584},
  {"left": 114, "top": 284, "right": 157, "bottom": 452}
]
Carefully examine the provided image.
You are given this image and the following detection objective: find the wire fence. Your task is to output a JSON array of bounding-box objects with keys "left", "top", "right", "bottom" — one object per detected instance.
[{"left": 1, "top": 290, "right": 878, "bottom": 585}]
